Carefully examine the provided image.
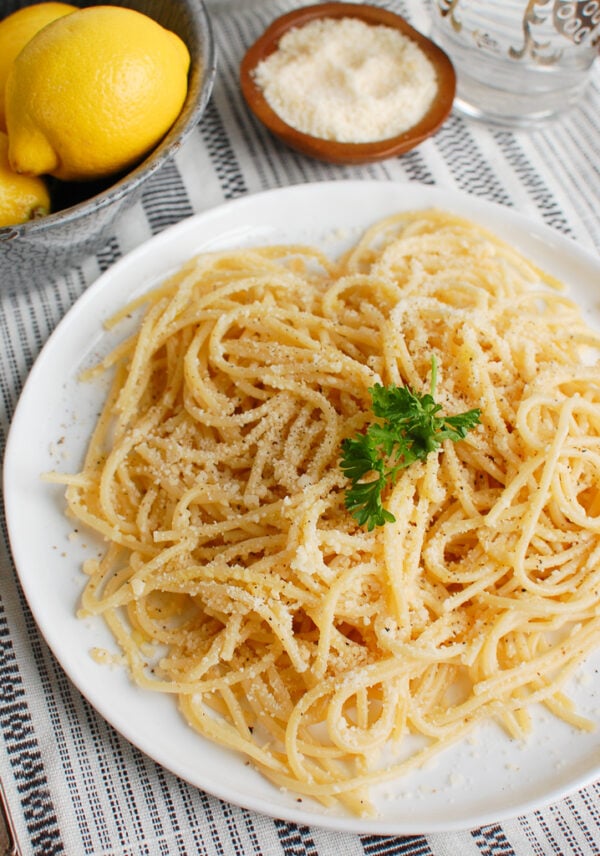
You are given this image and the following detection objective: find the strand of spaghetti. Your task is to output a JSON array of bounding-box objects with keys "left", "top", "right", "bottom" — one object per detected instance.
[
  {"left": 179, "top": 694, "right": 290, "bottom": 773},
  {"left": 472, "top": 617, "right": 600, "bottom": 700},
  {"left": 312, "top": 562, "right": 375, "bottom": 679},
  {"left": 484, "top": 451, "right": 551, "bottom": 527},
  {"left": 511, "top": 396, "right": 576, "bottom": 592},
  {"left": 326, "top": 679, "right": 399, "bottom": 753},
  {"left": 268, "top": 716, "right": 478, "bottom": 799},
  {"left": 85, "top": 539, "right": 195, "bottom": 611},
  {"left": 283, "top": 659, "right": 413, "bottom": 784},
  {"left": 383, "top": 460, "right": 435, "bottom": 631}
]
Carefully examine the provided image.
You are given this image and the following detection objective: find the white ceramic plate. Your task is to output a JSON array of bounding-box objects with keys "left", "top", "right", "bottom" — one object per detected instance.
[{"left": 5, "top": 181, "right": 600, "bottom": 835}]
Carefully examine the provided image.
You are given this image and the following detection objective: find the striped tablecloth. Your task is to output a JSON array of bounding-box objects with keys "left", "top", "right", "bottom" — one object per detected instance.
[{"left": 1, "top": 1, "right": 600, "bottom": 854}]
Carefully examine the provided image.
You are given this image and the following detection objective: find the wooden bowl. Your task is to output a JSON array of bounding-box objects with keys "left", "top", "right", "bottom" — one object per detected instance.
[{"left": 240, "top": 2, "right": 456, "bottom": 165}]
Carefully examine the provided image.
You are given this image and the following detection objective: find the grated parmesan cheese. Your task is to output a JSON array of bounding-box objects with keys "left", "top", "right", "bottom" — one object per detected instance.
[{"left": 253, "top": 17, "right": 438, "bottom": 143}]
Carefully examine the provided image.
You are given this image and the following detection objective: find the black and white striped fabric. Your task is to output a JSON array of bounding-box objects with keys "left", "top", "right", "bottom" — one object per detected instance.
[{"left": 1, "top": 1, "right": 600, "bottom": 853}]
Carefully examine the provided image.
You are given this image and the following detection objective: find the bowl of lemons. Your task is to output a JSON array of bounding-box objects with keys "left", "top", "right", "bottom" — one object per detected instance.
[{"left": 0, "top": 0, "right": 215, "bottom": 288}]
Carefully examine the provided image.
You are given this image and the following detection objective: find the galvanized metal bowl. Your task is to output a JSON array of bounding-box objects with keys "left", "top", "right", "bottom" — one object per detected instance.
[{"left": 0, "top": 0, "right": 216, "bottom": 290}]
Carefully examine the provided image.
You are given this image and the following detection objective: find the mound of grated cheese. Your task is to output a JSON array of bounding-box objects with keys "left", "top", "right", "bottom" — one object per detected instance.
[{"left": 253, "top": 17, "right": 438, "bottom": 143}]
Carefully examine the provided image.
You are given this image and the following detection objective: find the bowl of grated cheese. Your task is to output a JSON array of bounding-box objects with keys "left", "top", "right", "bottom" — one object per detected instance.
[{"left": 240, "top": 2, "right": 456, "bottom": 164}]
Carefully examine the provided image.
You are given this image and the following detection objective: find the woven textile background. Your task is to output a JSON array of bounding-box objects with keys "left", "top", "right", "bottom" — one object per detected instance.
[{"left": 1, "top": 1, "right": 600, "bottom": 854}]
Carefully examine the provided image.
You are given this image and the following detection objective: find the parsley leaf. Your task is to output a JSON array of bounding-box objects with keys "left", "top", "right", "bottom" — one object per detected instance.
[{"left": 340, "top": 357, "right": 481, "bottom": 530}]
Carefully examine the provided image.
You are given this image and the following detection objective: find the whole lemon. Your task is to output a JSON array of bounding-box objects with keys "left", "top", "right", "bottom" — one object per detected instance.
[
  {"left": 0, "top": 1, "right": 77, "bottom": 133},
  {"left": 6, "top": 5, "right": 191, "bottom": 182},
  {"left": 0, "top": 131, "right": 50, "bottom": 227}
]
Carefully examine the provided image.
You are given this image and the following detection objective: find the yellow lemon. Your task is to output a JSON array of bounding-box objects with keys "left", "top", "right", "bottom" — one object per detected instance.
[
  {"left": 0, "top": 131, "right": 50, "bottom": 227},
  {"left": 0, "top": 1, "right": 77, "bottom": 133},
  {"left": 6, "top": 5, "right": 190, "bottom": 182}
]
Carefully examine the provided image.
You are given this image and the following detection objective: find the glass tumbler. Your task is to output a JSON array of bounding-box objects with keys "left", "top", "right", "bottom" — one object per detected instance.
[{"left": 430, "top": 0, "right": 600, "bottom": 125}]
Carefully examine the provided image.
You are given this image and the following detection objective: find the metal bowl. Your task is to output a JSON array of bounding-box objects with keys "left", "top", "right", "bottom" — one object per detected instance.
[{"left": 0, "top": 0, "right": 216, "bottom": 290}]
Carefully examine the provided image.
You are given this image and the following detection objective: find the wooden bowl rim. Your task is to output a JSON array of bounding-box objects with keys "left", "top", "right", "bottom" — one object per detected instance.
[{"left": 239, "top": 2, "right": 456, "bottom": 164}]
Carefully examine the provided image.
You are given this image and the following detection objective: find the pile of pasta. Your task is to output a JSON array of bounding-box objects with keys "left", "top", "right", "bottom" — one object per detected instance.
[{"left": 60, "top": 209, "right": 600, "bottom": 815}]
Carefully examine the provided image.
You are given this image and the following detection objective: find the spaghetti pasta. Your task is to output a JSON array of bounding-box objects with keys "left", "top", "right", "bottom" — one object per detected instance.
[{"left": 53, "top": 209, "right": 600, "bottom": 815}]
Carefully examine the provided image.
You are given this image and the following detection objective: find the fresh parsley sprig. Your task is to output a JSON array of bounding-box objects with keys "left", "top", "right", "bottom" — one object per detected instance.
[{"left": 340, "top": 357, "right": 481, "bottom": 530}]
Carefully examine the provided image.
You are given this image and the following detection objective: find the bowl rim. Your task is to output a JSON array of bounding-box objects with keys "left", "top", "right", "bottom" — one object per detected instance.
[
  {"left": 0, "top": 0, "right": 216, "bottom": 242},
  {"left": 239, "top": 2, "right": 456, "bottom": 165}
]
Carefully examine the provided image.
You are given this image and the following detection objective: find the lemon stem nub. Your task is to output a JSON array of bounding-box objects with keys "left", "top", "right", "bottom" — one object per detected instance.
[
  {"left": 0, "top": 131, "right": 51, "bottom": 227},
  {"left": 6, "top": 120, "right": 60, "bottom": 178}
]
